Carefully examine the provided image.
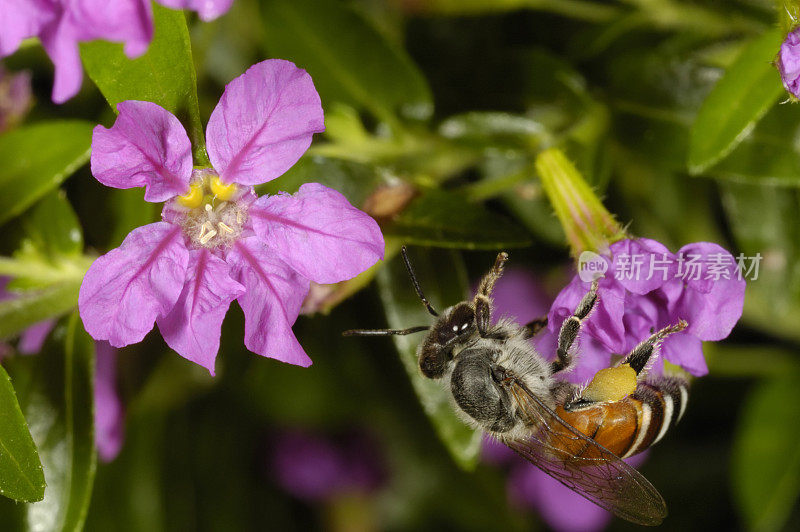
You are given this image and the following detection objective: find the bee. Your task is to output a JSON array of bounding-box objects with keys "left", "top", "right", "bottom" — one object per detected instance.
[{"left": 344, "top": 248, "right": 690, "bottom": 526}]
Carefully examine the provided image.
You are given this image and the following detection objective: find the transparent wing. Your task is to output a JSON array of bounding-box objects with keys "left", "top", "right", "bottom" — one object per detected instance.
[{"left": 503, "top": 378, "right": 667, "bottom": 526}]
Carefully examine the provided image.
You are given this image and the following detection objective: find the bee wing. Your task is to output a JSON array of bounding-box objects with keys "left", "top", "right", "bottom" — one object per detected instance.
[{"left": 503, "top": 378, "right": 667, "bottom": 526}]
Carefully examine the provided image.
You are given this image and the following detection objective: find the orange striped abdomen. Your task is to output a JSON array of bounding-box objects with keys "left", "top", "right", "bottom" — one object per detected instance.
[{"left": 549, "top": 377, "right": 689, "bottom": 461}]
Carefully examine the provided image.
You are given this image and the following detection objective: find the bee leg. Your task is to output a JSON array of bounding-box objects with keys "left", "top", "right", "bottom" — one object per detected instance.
[
  {"left": 521, "top": 316, "right": 548, "bottom": 338},
  {"left": 474, "top": 252, "right": 509, "bottom": 336},
  {"left": 623, "top": 320, "right": 688, "bottom": 375},
  {"left": 551, "top": 280, "right": 598, "bottom": 374}
]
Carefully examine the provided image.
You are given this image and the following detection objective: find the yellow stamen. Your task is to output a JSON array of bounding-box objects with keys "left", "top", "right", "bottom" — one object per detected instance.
[
  {"left": 177, "top": 182, "right": 204, "bottom": 208},
  {"left": 218, "top": 222, "right": 234, "bottom": 235},
  {"left": 210, "top": 176, "right": 237, "bottom": 201}
]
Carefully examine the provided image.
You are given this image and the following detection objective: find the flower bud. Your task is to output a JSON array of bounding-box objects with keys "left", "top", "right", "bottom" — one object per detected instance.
[{"left": 535, "top": 148, "right": 625, "bottom": 257}]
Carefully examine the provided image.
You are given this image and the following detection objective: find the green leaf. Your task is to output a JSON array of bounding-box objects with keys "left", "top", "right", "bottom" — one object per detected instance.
[
  {"left": 0, "top": 280, "right": 81, "bottom": 340},
  {"left": 259, "top": 156, "right": 384, "bottom": 208},
  {"left": 0, "top": 365, "right": 45, "bottom": 503},
  {"left": 375, "top": 246, "right": 483, "bottom": 469},
  {"left": 259, "top": 0, "right": 432, "bottom": 123},
  {"left": 0, "top": 121, "right": 92, "bottom": 226},
  {"left": 439, "top": 111, "right": 550, "bottom": 148},
  {"left": 706, "top": 102, "right": 800, "bottom": 185},
  {"left": 732, "top": 376, "right": 800, "bottom": 532},
  {"left": 719, "top": 181, "right": 800, "bottom": 343},
  {"left": 385, "top": 189, "right": 532, "bottom": 249},
  {"left": 3, "top": 313, "right": 97, "bottom": 531},
  {"left": 688, "top": 29, "right": 784, "bottom": 174},
  {"left": 80, "top": 4, "right": 207, "bottom": 165},
  {"left": 21, "top": 190, "right": 83, "bottom": 259}
]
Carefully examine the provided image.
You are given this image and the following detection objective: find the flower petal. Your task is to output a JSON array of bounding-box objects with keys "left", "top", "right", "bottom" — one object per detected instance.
[
  {"left": 157, "top": 0, "right": 233, "bottom": 21},
  {"left": 251, "top": 183, "right": 384, "bottom": 284},
  {"left": 661, "top": 331, "right": 708, "bottom": 377},
  {"left": 0, "top": 0, "right": 53, "bottom": 57},
  {"left": 18, "top": 319, "right": 55, "bottom": 354},
  {"left": 671, "top": 242, "right": 745, "bottom": 341},
  {"left": 91, "top": 100, "right": 192, "bottom": 201},
  {"left": 39, "top": 17, "right": 84, "bottom": 104},
  {"left": 68, "top": 0, "right": 153, "bottom": 58},
  {"left": 609, "top": 238, "right": 676, "bottom": 295},
  {"left": 226, "top": 237, "right": 312, "bottom": 366},
  {"left": 206, "top": 59, "right": 324, "bottom": 186},
  {"left": 562, "top": 336, "right": 613, "bottom": 386},
  {"left": 79, "top": 223, "right": 190, "bottom": 347},
  {"left": 157, "top": 249, "right": 244, "bottom": 375},
  {"left": 94, "top": 341, "right": 124, "bottom": 462},
  {"left": 548, "top": 275, "right": 627, "bottom": 353},
  {"left": 490, "top": 268, "right": 551, "bottom": 325}
]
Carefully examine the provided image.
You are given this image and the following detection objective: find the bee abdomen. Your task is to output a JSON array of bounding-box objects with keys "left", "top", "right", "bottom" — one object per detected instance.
[
  {"left": 553, "top": 377, "right": 689, "bottom": 460},
  {"left": 621, "top": 377, "right": 689, "bottom": 458}
]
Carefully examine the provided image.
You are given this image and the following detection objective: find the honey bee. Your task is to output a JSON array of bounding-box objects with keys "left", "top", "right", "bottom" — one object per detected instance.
[{"left": 344, "top": 248, "right": 690, "bottom": 526}]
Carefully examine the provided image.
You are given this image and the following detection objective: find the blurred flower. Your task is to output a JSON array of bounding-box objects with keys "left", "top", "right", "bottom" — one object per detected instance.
[
  {"left": 94, "top": 340, "right": 124, "bottom": 462},
  {"left": 0, "top": 0, "right": 234, "bottom": 103},
  {"left": 79, "top": 59, "right": 384, "bottom": 375},
  {"left": 271, "top": 429, "right": 385, "bottom": 501},
  {"left": 0, "top": 277, "right": 55, "bottom": 357},
  {"left": 0, "top": 65, "right": 32, "bottom": 132},
  {"left": 548, "top": 239, "right": 745, "bottom": 381},
  {"left": 778, "top": 27, "right": 800, "bottom": 99}
]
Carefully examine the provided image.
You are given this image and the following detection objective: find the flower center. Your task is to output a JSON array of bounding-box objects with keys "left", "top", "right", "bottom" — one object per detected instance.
[{"left": 165, "top": 169, "right": 253, "bottom": 250}]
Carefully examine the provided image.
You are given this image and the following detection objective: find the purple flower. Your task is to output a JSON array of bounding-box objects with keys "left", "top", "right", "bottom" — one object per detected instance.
[
  {"left": 0, "top": 277, "right": 55, "bottom": 357},
  {"left": 548, "top": 239, "right": 745, "bottom": 380},
  {"left": 0, "top": 65, "right": 32, "bottom": 132},
  {"left": 779, "top": 27, "right": 800, "bottom": 99},
  {"left": 0, "top": 0, "right": 233, "bottom": 103},
  {"left": 271, "top": 429, "right": 385, "bottom": 501},
  {"left": 94, "top": 340, "right": 124, "bottom": 462},
  {"left": 78, "top": 59, "right": 384, "bottom": 375}
]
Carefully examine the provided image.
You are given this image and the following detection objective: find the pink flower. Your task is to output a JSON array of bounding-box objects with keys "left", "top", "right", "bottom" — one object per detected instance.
[
  {"left": 271, "top": 429, "right": 386, "bottom": 501},
  {"left": 0, "top": 0, "right": 234, "bottom": 103},
  {"left": 94, "top": 340, "right": 124, "bottom": 462},
  {"left": 0, "top": 65, "right": 32, "bottom": 132},
  {"left": 548, "top": 239, "right": 745, "bottom": 380},
  {"left": 78, "top": 59, "right": 384, "bottom": 375},
  {"left": 779, "top": 27, "right": 800, "bottom": 99}
]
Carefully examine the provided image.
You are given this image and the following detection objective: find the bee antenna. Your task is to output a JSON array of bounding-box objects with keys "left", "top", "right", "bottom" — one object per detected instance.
[
  {"left": 342, "top": 326, "right": 430, "bottom": 337},
  {"left": 401, "top": 246, "right": 439, "bottom": 317}
]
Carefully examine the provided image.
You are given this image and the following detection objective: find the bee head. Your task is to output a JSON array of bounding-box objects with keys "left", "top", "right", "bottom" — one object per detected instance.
[{"left": 418, "top": 303, "right": 477, "bottom": 379}]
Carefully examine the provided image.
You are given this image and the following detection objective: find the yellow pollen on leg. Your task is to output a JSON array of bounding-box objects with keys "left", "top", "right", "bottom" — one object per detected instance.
[{"left": 581, "top": 363, "right": 638, "bottom": 403}]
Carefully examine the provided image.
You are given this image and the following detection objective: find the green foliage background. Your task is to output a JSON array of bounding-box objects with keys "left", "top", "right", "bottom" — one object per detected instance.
[{"left": 1, "top": 0, "right": 799, "bottom": 530}]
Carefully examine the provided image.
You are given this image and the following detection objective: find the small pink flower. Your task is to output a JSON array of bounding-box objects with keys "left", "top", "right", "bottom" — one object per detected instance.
[
  {"left": 548, "top": 239, "right": 745, "bottom": 379},
  {"left": 79, "top": 59, "right": 384, "bottom": 374},
  {"left": 779, "top": 27, "right": 800, "bottom": 99},
  {"left": 94, "top": 340, "right": 124, "bottom": 462},
  {"left": 0, "top": 65, "right": 32, "bottom": 132},
  {"left": 0, "top": 0, "right": 234, "bottom": 103}
]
